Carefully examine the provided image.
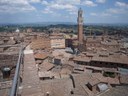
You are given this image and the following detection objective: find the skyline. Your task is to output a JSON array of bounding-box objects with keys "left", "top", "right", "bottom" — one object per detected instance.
[{"left": 0, "top": 0, "right": 128, "bottom": 24}]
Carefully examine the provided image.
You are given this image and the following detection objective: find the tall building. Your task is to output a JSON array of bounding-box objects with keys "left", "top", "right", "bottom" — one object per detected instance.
[{"left": 77, "top": 8, "right": 84, "bottom": 44}]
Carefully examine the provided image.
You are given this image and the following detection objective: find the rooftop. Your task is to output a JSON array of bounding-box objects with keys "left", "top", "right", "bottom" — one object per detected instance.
[
  {"left": 74, "top": 52, "right": 128, "bottom": 65},
  {"left": 34, "top": 53, "right": 48, "bottom": 60}
]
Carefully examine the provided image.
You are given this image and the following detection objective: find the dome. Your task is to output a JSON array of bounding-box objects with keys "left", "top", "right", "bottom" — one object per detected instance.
[{"left": 15, "top": 28, "right": 20, "bottom": 32}]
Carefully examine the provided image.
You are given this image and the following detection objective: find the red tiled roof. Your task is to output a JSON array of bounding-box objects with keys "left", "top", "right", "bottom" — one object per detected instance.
[{"left": 34, "top": 53, "right": 48, "bottom": 60}]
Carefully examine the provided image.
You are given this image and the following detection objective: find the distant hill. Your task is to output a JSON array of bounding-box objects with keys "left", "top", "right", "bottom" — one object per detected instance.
[
  {"left": 0, "top": 22, "right": 128, "bottom": 27},
  {"left": 0, "top": 22, "right": 76, "bottom": 27}
]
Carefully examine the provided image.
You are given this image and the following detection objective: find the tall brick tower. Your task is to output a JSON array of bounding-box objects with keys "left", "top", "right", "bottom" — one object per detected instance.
[{"left": 77, "top": 8, "right": 83, "bottom": 44}]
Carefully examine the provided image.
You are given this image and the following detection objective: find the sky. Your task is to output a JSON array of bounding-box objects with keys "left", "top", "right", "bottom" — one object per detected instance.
[{"left": 0, "top": 0, "right": 128, "bottom": 24}]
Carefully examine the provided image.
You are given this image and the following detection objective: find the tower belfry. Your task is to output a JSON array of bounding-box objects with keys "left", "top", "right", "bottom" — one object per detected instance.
[{"left": 77, "top": 8, "right": 84, "bottom": 44}]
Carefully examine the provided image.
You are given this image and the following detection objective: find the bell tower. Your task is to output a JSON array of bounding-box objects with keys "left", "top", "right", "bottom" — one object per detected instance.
[{"left": 77, "top": 8, "right": 84, "bottom": 44}]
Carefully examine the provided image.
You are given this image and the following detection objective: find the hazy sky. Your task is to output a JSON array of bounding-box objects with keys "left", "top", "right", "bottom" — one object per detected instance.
[{"left": 0, "top": 0, "right": 128, "bottom": 24}]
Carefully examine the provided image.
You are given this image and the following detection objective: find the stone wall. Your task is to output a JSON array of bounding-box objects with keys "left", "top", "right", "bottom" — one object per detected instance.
[{"left": 0, "top": 53, "right": 19, "bottom": 68}]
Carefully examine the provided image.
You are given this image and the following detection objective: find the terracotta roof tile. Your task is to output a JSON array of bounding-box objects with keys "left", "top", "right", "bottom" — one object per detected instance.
[{"left": 34, "top": 53, "right": 48, "bottom": 60}]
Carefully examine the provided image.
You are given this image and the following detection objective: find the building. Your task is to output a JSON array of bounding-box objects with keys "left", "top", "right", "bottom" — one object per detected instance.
[
  {"left": 73, "top": 52, "right": 128, "bottom": 77},
  {"left": 30, "top": 38, "right": 51, "bottom": 50},
  {"left": 26, "top": 28, "right": 33, "bottom": 33},
  {"left": 0, "top": 45, "right": 21, "bottom": 96},
  {"left": 77, "top": 8, "right": 87, "bottom": 52},
  {"left": 85, "top": 36, "right": 120, "bottom": 52},
  {"left": 15, "top": 28, "right": 20, "bottom": 33},
  {"left": 50, "top": 33, "right": 65, "bottom": 49},
  {"left": 77, "top": 8, "right": 84, "bottom": 44}
]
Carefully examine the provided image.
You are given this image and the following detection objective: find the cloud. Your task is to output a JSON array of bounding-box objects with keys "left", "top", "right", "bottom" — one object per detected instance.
[
  {"left": 42, "top": 0, "right": 49, "bottom": 5},
  {"left": 90, "top": 13, "right": 97, "bottom": 16},
  {"left": 107, "top": 8, "right": 120, "bottom": 14},
  {"left": 42, "top": 8, "right": 54, "bottom": 14},
  {"left": 0, "top": 0, "right": 36, "bottom": 13},
  {"left": 96, "top": 0, "right": 106, "bottom": 4},
  {"left": 106, "top": 8, "right": 127, "bottom": 14},
  {"left": 41, "top": 0, "right": 80, "bottom": 5},
  {"left": 101, "top": 12, "right": 111, "bottom": 16},
  {"left": 41, "top": 0, "right": 97, "bottom": 16},
  {"left": 29, "top": 0, "right": 41, "bottom": 3},
  {"left": 91, "top": 8, "right": 127, "bottom": 18},
  {"left": 105, "top": 2, "right": 128, "bottom": 15},
  {"left": 42, "top": 7, "right": 62, "bottom": 18},
  {"left": 49, "top": 4, "right": 76, "bottom": 10},
  {"left": 56, "top": 0, "right": 81, "bottom": 5},
  {"left": 90, "top": 12, "right": 111, "bottom": 17},
  {"left": 115, "top": 1, "right": 128, "bottom": 8},
  {"left": 41, "top": 0, "right": 78, "bottom": 15},
  {"left": 83, "top": 0, "right": 97, "bottom": 7},
  {"left": 91, "top": 1, "right": 128, "bottom": 18}
]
